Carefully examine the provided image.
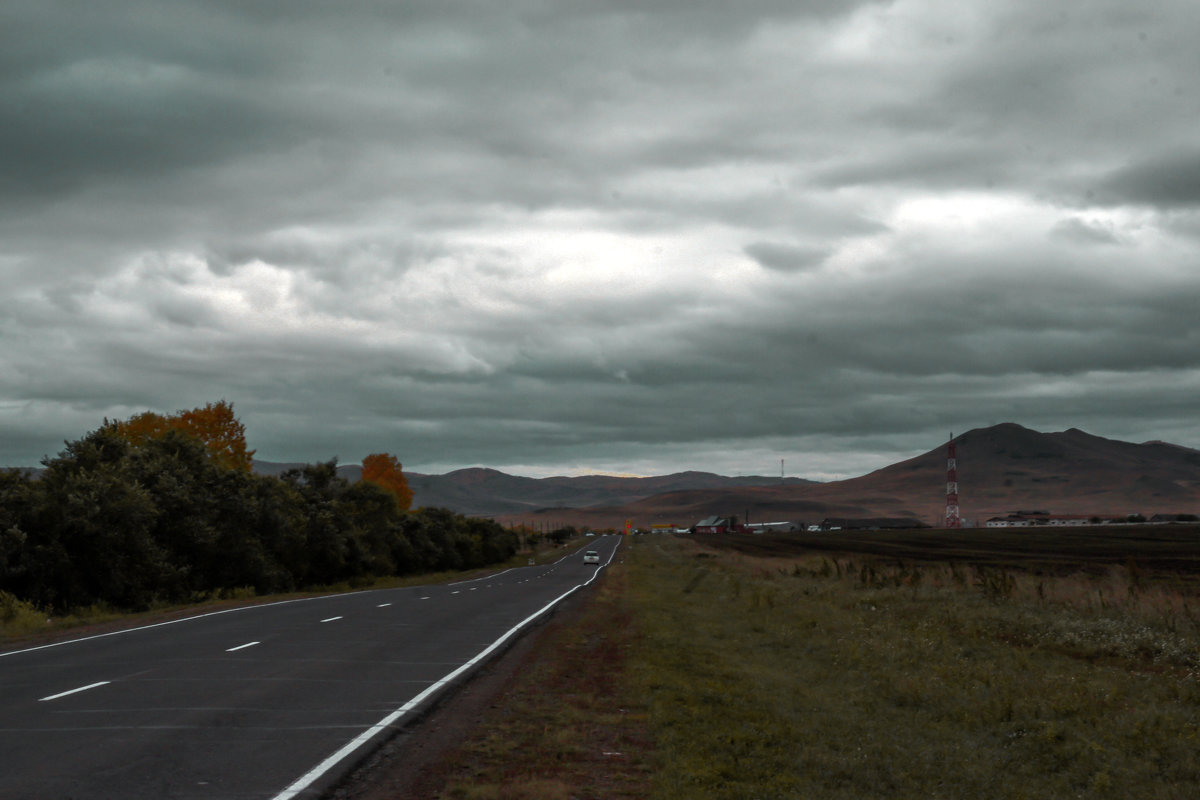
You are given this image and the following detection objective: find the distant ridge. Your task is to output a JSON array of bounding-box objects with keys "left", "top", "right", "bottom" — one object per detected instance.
[
  {"left": 247, "top": 461, "right": 812, "bottom": 516},
  {"left": 251, "top": 460, "right": 363, "bottom": 482},
  {"left": 13, "top": 423, "right": 1199, "bottom": 528},
  {"left": 403, "top": 468, "right": 814, "bottom": 516},
  {"left": 489, "top": 423, "right": 1200, "bottom": 529}
]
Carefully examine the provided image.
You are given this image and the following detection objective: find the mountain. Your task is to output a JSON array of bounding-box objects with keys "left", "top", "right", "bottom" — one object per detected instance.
[
  {"left": 489, "top": 423, "right": 1200, "bottom": 529},
  {"left": 251, "top": 460, "right": 363, "bottom": 482},
  {"left": 248, "top": 461, "right": 812, "bottom": 517},
  {"left": 22, "top": 423, "right": 1197, "bottom": 528},
  {"left": 404, "top": 468, "right": 813, "bottom": 516}
]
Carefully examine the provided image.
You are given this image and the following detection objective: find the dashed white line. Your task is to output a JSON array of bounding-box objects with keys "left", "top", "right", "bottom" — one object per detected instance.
[
  {"left": 377, "top": 603, "right": 392, "bottom": 608},
  {"left": 1, "top": 590, "right": 383, "bottom": 660},
  {"left": 39, "top": 681, "right": 110, "bottom": 702},
  {"left": 269, "top": 536, "right": 621, "bottom": 800},
  {"left": 419, "top": 596, "right": 431, "bottom": 600},
  {"left": 226, "top": 642, "right": 260, "bottom": 652},
  {"left": 320, "top": 617, "right": 343, "bottom": 623}
]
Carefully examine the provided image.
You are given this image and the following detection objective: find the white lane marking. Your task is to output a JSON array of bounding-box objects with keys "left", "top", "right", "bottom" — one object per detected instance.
[
  {"left": 419, "top": 596, "right": 430, "bottom": 600},
  {"left": 226, "top": 642, "right": 260, "bottom": 652},
  {"left": 39, "top": 681, "right": 111, "bottom": 702},
  {"left": 270, "top": 537, "right": 623, "bottom": 800},
  {"left": 0, "top": 591, "right": 377, "bottom": 659},
  {"left": 450, "top": 591, "right": 460, "bottom": 595},
  {"left": 447, "top": 566, "right": 519, "bottom": 587},
  {"left": 320, "top": 617, "right": 343, "bottom": 623},
  {"left": 377, "top": 603, "right": 392, "bottom": 608}
]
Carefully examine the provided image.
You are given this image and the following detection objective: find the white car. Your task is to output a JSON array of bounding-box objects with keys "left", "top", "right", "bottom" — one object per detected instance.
[{"left": 583, "top": 550, "right": 600, "bottom": 564}]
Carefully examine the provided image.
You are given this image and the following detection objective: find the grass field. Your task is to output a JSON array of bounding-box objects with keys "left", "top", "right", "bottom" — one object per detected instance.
[{"left": 416, "top": 529, "right": 1200, "bottom": 799}]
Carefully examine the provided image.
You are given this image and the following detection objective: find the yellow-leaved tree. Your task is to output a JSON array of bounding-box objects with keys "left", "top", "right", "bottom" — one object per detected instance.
[
  {"left": 360, "top": 453, "right": 414, "bottom": 512},
  {"left": 114, "top": 400, "right": 255, "bottom": 472}
]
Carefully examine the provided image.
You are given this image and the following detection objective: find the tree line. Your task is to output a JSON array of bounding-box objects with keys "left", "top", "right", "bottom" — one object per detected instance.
[{"left": 0, "top": 403, "right": 517, "bottom": 614}]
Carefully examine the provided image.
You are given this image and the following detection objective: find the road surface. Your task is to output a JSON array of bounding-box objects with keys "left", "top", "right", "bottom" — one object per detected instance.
[{"left": 0, "top": 536, "right": 620, "bottom": 799}]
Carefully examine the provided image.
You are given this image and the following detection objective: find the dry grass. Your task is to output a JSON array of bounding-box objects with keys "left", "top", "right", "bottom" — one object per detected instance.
[
  {"left": 320, "top": 533, "right": 1200, "bottom": 798},
  {"left": 628, "top": 535, "right": 1200, "bottom": 799},
  {"left": 433, "top": 556, "right": 655, "bottom": 799}
]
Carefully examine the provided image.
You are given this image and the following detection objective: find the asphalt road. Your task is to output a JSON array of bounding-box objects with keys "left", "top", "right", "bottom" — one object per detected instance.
[{"left": 0, "top": 536, "right": 621, "bottom": 800}]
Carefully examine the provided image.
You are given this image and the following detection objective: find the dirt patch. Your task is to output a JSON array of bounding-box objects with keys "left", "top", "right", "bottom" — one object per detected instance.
[
  {"left": 326, "top": 565, "right": 652, "bottom": 799},
  {"left": 325, "top": 604, "right": 559, "bottom": 800}
]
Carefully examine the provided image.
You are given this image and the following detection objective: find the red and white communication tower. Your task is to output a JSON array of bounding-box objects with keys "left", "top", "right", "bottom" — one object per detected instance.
[{"left": 945, "top": 433, "right": 961, "bottom": 528}]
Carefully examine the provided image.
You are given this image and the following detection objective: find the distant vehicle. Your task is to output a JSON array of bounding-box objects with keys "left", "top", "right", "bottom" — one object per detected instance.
[
  {"left": 584, "top": 531, "right": 596, "bottom": 537},
  {"left": 583, "top": 550, "right": 600, "bottom": 564}
]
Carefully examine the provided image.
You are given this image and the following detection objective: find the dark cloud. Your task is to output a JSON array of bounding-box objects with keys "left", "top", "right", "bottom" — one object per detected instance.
[
  {"left": 812, "top": 145, "right": 1001, "bottom": 192},
  {"left": 1050, "top": 217, "right": 1121, "bottom": 245},
  {"left": 744, "top": 242, "right": 828, "bottom": 272},
  {"left": 1099, "top": 150, "right": 1200, "bottom": 209},
  {"left": 2, "top": 0, "right": 1200, "bottom": 479}
]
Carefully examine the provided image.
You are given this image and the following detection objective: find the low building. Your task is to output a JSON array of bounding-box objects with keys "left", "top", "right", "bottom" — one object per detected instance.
[
  {"left": 693, "top": 516, "right": 733, "bottom": 534},
  {"left": 816, "top": 517, "right": 927, "bottom": 531},
  {"left": 1149, "top": 513, "right": 1200, "bottom": 524},
  {"left": 744, "top": 520, "right": 805, "bottom": 534},
  {"left": 986, "top": 512, "right": 1163, "bottom": 528}
]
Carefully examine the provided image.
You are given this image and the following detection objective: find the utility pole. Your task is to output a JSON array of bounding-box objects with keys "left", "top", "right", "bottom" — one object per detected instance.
[{"left": 945, "top": 433, "right": 961, "bottom": 529}]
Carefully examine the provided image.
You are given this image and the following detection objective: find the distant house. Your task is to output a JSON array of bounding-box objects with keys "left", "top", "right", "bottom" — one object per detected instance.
[
  {"left": 987, "top": 512, "right": 1116, "bottom": 528},
  {"left": 817, "top": 517, "right": 927, "bottom": 531},
  {"left": 1045, "top": 515, "right": 1091, "bottom": 526},
  {"left": 694, "top": 516, "right": 733, "bottom": 534},
  {"left": 744, "top": 521, "right": 805, "bottom": 534},
  {"left": 1149, "top": 513, "right": 1200, "bottom": 524},
  {"left": 987, "top": 514, "right": 1046, "bottom": 527}
]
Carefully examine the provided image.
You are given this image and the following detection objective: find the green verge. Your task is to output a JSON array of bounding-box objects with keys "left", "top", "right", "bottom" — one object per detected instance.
[{"left": 627, "top": 535, "right": 1200, "bottom": 800}]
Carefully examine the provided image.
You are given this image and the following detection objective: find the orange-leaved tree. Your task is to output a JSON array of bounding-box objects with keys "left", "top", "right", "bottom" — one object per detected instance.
[
  {"left": 360, "top": 453, "right": 414, "bottom": 512},
  {"left": 114, "top": 400, "right": 255, "bottom": 472}
]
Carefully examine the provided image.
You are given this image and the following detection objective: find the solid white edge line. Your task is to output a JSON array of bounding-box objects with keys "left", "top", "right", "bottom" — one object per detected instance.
[
  {"left": 226, "top": 641, "right": 260, "bottom": 652},
  {"left": 269, "top": 539, "right": 621, "bottom": 800},
  {"left": 39, "top": 681, "right": 110, "bottom": 702}
]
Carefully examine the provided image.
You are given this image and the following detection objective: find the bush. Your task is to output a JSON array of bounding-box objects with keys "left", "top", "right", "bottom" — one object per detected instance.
[{"left": 0, "top": 428, "right": 517, "bottom": 615}]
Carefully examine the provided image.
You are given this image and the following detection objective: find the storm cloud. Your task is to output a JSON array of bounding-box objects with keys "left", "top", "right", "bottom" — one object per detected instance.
[{"left": 3, "top": 0, "right": 1199, "bottom": 480}]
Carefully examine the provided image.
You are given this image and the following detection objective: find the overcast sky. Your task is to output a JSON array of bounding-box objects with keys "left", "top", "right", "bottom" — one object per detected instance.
[{"left": 3, "top": 0, "right": 1199, "bottom": 480}]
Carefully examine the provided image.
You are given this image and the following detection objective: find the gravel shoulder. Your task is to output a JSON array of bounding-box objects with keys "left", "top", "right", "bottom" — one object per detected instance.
[
  {"left": 326, "top": 562, "right": 652, "bottom": 800},
  {"left": 325, "top": 593, "right": 577, "bottom": 800}
]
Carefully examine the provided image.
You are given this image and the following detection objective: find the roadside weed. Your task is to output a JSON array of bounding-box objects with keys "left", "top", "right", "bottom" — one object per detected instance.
[{"left": 628, "top": 538, "right": 1200, "bottom": 799}]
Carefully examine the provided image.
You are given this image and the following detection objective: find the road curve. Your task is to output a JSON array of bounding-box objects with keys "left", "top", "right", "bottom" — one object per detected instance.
[{"left": 0, "top": 536, "right": 621, "bottom": 799}]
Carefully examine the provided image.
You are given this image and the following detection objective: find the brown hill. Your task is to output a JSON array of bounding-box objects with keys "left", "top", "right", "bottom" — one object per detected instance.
[
  {"left": 493, "top": 423, "right": 1200, "bottom": 530},
  {"left": 405, "top": 468, "right": 813, "bottom": 516},
  {"left": 249, "top": 462, "right": 812, "bottom": 517}
]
